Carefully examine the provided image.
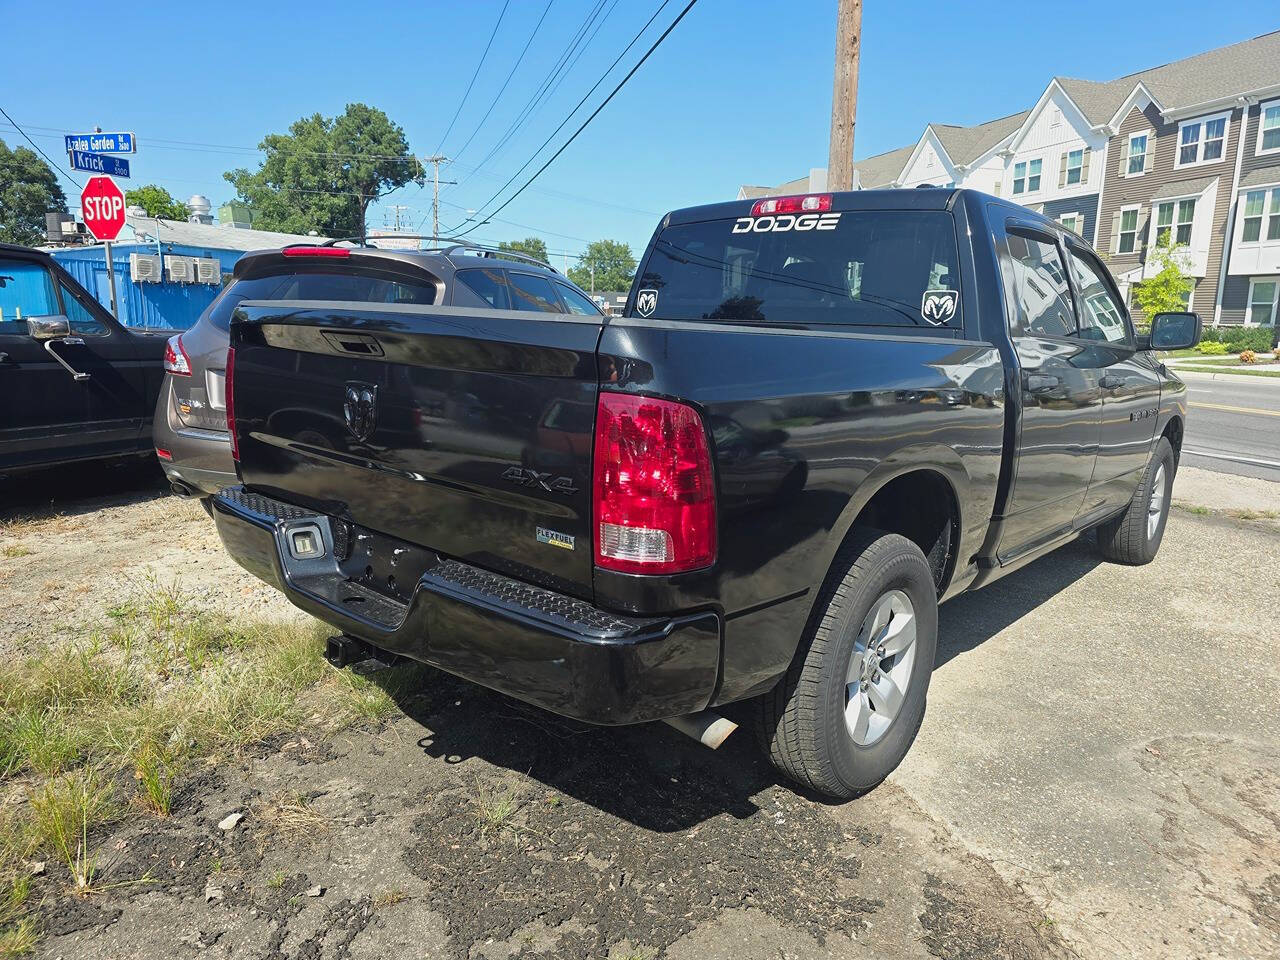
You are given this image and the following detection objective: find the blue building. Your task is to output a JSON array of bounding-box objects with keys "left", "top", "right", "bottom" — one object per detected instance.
[{"left": 48, "top": 215, "right": 327, "bottom": 330}]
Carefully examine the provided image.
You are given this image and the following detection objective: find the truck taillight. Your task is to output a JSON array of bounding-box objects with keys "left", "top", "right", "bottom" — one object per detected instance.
[
  {"left": 750, "top": 193, "right": 832, "bottom": 216},
  {"left": 225, "top": 347, "right": 238, "bottom": 462},
  {"left": 163, "top": 335, "right": 192, "bottom": 376},
  {"left": 593, "top": 392, "right": 716, "bottom": 575}
]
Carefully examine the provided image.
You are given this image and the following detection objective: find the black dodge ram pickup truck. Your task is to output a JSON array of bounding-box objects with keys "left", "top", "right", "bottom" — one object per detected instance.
[{"left": 210, "top": 190, "right": 1200, "bottom": 798}]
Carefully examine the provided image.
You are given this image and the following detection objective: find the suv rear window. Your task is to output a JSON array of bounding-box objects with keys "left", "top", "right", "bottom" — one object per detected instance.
[
  {"left": 636, "top": 210, "right": 961, "bottom": 328},
  {"left": 214, "top": 267, "right": 438, "bottom": 331}
]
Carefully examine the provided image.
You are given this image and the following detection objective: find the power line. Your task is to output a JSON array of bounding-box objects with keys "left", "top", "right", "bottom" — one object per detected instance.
[
  {"left": 450, "top": 0, "right": 698, "bottom": 239},
  {"left": 450, "top": 0, "right": 557, "bottom": 164},
  {"left": 434, "top": 0, "right": 512, "bottom": 154},
  {"left": 0, "top": 105, "right": 82, "bottom": 189},
  {"left": 455, "top": 0, "right": 610, "bottom": 187},
  {"left": 452, "top": 0, "right": 670, "bottom": 225}
]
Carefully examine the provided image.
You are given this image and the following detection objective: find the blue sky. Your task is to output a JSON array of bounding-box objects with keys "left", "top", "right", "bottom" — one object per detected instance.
[{"left": 2, "top": 1, "right": 1276, "bottom": 262}]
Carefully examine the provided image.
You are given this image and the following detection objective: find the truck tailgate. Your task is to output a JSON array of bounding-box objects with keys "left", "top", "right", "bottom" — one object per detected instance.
[{"left": 230, "top": 302, "right": 603, "bottom": 601}]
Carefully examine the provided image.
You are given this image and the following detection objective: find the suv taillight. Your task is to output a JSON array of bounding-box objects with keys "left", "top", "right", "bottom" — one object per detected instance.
[
  {"left": 592, "top": 392, "right": 716, "bottom": 574},
  {"left": 163, "top": 334, "right": 192, "bottom": 376},
  {"left": 225, "top": 347, "right": 238, "bottom": 462}
]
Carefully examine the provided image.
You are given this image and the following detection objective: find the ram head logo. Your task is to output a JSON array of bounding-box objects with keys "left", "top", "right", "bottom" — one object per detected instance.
[
  {"left": 921, "top": 290, "right": 959, "bottom": 326},
  {"left": 635, "top": 289, "right": 658, "bottom": 318},
  {"left": 343, "top": 381, "right": 378, "bottom": 442}
]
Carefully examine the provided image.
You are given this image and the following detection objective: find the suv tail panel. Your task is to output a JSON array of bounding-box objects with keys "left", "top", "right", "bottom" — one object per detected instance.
[{"left": 231, "top": 303, "right": 602, "bottom": 600}]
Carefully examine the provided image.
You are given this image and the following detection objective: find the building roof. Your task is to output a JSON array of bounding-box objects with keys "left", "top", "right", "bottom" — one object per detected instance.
[
  {"left": 737, "top": 174, "right": 816, "bottom": 200},
  {"left": 123, "top": 215, "right": 329, "bottom": 252},
  {"left": 853, "top": 144, "right": 916, "bottom": 188},
  {"left": 932, "top": 111, "right": 1031, "bottom": 166},
  {"left": 1151, "top": 175, "right": 1219, "bottom": 200},
  {"left": 748, "top": 29, "right": 1280, "bottom": 196},
  {"left": 1240, "top": 168, "right": 1280, "bottom": 189}
]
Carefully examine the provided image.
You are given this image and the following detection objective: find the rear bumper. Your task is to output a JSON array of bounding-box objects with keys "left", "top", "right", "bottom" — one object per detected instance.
[{"left": 211, "top": 487, "right": 721, "bottom": 725}]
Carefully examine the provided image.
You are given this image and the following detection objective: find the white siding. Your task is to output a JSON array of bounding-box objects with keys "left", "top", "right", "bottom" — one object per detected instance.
[
  {"left": 899, "top": 132, "right": 957, "bottom": 188},
  {"left": 1003, "top": 87, "right": 1107, "bottom": 205}
]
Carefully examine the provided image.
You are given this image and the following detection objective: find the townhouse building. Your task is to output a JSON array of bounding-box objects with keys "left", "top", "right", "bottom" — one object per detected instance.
[{"left": 739, "top": 30, "right": 1280, "bottom": 329}]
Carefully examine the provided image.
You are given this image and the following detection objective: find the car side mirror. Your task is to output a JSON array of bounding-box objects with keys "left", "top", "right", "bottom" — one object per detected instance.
[
  {"left": 27, "top": 315, "right": 71, "bottom": 340},
  {"left": 1148, "top": 311, "right": 1201, "bottom": 351}
]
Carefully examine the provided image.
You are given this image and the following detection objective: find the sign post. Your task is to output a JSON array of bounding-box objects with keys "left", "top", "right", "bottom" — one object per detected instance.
[{"left": 80, "top": 176, "right": 128, "bottom": 319}]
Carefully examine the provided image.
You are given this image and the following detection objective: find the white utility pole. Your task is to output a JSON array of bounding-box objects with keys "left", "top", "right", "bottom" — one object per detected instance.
[{"left": 422, "top": 155, "right": 457, "bottom": 244}]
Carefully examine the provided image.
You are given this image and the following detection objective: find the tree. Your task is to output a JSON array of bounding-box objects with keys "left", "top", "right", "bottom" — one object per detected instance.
[
  {"left": 224, "top": 104, "right": 424, "bottom": 237},
  {"left": 568, "top": 239, "right": 636, "bottom": 293},
  {"left": 0, "top": 139, "right": 67, "bottom": 246},
  {"left": 125, "top": 184, "right": 190, "bottom": 221},
  {"left": 497, "top": 237, "right": 549, "bottom": 265},
  {"left": 1131, "top": 238, "right": 1194, "bottom": 321}
]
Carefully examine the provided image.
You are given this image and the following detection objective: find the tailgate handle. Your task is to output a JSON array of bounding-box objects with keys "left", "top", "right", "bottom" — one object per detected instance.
[{"left": 321, "top": 332, "right": 384, "bottom": 357}]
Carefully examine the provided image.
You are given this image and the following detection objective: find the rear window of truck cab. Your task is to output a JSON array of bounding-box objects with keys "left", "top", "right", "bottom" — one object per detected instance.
[{"left": 635, "top": 208, "right": 961, "bottom": 329}]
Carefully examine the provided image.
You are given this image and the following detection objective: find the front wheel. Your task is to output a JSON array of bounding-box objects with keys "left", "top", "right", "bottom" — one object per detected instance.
[
  {"left": 756, "top": 530, "right": 938, "bottom": 799},
  {"left": 1095, "top": 436, "right": 1175, "bottom": 565}
]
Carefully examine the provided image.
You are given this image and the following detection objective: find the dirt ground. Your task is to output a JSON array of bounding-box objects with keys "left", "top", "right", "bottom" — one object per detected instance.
[{"left": 2, "top": 461, "right": 1276, "bottom": 959}]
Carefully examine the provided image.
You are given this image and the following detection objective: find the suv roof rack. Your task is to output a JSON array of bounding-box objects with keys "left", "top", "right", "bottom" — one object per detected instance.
[{"left": 318, "top": 235, "right": 559, "bottom": 274}]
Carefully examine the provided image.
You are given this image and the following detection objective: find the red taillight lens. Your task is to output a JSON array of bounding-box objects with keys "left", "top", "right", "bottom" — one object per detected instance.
[
  {"left": 281, "top": 246, "right": 350, "bottom": 258},
  {"left": 750, "top": 193, "right": 832, "bottom": 216},
  {"left": 225, "top": 347, "right": 239, "bottom": 462},
  {"left": 592, "top": 393, "right": 716, "bottom": 574},
  {"left": 163, "top": 335, "right": 192, "bottom": 376},
  {"left": 155, "top": 447, "right": 172, "bottom": 461}
]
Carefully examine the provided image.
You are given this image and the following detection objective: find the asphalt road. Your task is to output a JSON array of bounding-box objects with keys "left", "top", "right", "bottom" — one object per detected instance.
[{"left": 1180, "top": 370, "right": 1280, "bottom": 482}]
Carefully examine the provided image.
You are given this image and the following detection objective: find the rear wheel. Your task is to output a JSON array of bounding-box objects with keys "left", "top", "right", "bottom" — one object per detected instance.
[
  {"left": 1095, "top": 437, "right": 1175, "bottom": 565},
  {"left": 757, "top": 530, "right": 938, "bottom": 799}
]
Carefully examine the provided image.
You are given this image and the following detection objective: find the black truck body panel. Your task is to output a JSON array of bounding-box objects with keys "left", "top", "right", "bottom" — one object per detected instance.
[{"left": 215, "top": 189, "right": 1188, "bottom": 724}]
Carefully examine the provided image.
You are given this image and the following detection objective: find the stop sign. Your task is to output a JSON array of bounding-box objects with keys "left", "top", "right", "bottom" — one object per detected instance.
[{"left": 80, "top": 176, "right": 127, "bottom": 241}]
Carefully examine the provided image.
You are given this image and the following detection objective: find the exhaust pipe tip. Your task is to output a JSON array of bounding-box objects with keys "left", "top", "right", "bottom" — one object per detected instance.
[
  {"left": 170, "top": 480, "right": 194, "bottom": 498},
  {"left": 662, "top": 710, "right": 739, "bottom": 750}
]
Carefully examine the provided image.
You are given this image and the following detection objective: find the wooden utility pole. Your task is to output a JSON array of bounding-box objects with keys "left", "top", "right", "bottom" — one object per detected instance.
[
  {"left": 828, "top": 0, "right": 862, "bottom": 191},
  {"left": 422, "top": 154, "right": 456, "bottom": 243}
]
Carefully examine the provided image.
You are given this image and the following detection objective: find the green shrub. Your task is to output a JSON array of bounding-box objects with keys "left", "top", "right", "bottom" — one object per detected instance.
[
  {"left": 1197, "top": 340, "right": 1228, "bottom": 355},
  {"left": 1198, "top": 327, "right": 1275, "bottom": 351}
]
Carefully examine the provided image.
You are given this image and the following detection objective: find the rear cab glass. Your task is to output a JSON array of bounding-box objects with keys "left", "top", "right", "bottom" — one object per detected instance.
[{"left": 634, "top": 208, "right": 962, "bottom": 329}]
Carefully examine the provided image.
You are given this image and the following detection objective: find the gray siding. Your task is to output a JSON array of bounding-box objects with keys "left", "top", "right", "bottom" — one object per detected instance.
[
  {"left": 1098, "top": 100, "right": 1243, "bottom": 322},
  {"left": 1040, "top": 194, "right": 1100, "bottom": 247},
  {"left": 1219, "top": 274, "right": 1252, "bottom": 325},
  {"left": 1240, "top": 101, "right": 1280, "bottom": 182},
  {"left": 1217, "top": 103, "right": 1280, "bottom": 325}
]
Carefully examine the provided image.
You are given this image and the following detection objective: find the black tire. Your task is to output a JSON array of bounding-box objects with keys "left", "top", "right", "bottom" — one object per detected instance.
[
  {"left": 1095, "top": 437, "right": 1175, "bottom": 565},
  {"left": 756, "top": 529, "right": 938, "bottom": 799}
]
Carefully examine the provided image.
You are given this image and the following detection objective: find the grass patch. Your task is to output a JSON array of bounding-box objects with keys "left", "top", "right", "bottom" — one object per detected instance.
[
  {"left": 0, "top": 574, "right": 430, "bottom": 949},
  {"left": 1176, "top": 365, "right": 1280, "bottom": 378},
  {"left": 474, "top": 784, "right": 522, "bottom": 840},
  {"left": 0, "top": 545, "right": 32, "bottom": 560},
  {"left": 254, "top": 790, "right": 330, "bottom": 845}
]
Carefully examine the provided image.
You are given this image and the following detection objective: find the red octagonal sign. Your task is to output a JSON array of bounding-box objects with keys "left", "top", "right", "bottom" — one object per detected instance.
[{"left": 80, "top": 175, "right": 126, "bottom": 242}]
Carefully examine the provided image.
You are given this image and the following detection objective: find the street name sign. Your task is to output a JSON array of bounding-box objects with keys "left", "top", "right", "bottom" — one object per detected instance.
[
  {"left": 64, "top": 132, "right": 136, "bottom": 154},
  {"left": 70, "top": 151, "right": 130, "bottom": 179}
]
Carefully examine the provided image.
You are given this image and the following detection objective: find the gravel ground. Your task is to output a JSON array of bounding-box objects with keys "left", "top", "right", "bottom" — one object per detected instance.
[{"left": 2, "top": 459, "right": 1276, "bottom": 959}]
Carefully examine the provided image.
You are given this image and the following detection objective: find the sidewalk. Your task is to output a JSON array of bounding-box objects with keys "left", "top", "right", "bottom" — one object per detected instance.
[{"left": 1172, "top": 463, "right": 1280, "bottom": 515}]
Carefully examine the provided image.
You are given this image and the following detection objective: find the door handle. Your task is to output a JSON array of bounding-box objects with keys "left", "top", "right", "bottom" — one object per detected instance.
[
  {"left": 1025, "top": 373, "right": 1060, "bottom": 393},
  {"left": 44, "top": 338, "right": 91, "bottom": 382}
]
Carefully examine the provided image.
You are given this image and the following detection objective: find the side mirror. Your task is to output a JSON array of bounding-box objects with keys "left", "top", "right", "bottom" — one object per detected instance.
[
  {"left": 27, "top": 315, "right": 71, "bottom": 340},
  {"left": 1148, "top": 311, "right": 1201, "bottom": 351}
]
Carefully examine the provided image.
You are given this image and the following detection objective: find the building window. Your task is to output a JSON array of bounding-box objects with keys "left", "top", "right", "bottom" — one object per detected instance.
[
  {"left": 1127, "top": 133, "right": 1148, "bottom": 175},
  {"left": 1154, "top": 198, "right": 1195, "bottom": 247},
  {"left": 1241, "top": 187, "right": 1280, "bottom": 243},
  {"left": 1012, "top": 158, "right": 1042, "bottom": 195},
  {"left": 1059, "top": 213, "right": 1081, "bottom": 234},
  {"left": 1177, "top": 113, "right": 1229, "bottom": 166},
  {"left": 1247, "top": 278, "right": 1278, "bottom": 326},
  {"left": 1066, "top": 149, "right": 1084, "bottom": 185},
  {"left": 1258, "top": 100, "right": 1280, "bottom": 155},
  {"left": 1117, "top": 207, "right": 1140, "bottom": 254}
]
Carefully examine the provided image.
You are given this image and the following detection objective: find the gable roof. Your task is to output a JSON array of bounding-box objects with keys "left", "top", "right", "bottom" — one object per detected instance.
[
  {"left": 852, "top": 143, "right": 916, "bottom": 188},
  {"left": 931, "top": 111, "right": 1030, "bottom": 167}
]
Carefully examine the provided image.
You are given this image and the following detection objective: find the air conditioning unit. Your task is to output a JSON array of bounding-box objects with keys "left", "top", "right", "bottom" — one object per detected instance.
[
  {"left": 165, "top": 255, "right": 195, "bottom": 283},
  {"left": 130, "top": 253, "right": 162, "bottom": 283},
  {"left": 195, "top": 257, "right": 221, "bottom": 284}
]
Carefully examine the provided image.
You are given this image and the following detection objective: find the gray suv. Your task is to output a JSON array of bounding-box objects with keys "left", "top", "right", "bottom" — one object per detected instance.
[{"left": 153, "top": 241, "right": 603, "bottom": 498}]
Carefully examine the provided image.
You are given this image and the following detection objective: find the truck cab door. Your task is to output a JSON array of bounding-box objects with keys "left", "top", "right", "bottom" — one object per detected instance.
[
  {"left": 994, "top": 225, "right": 1104, "bottom": 561},
  {"left": 1062, "top": 242, "right": 1162, "bottom": 522},
  {"left": 0, "top": 254, "right": 92, "bottom": 471}
]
